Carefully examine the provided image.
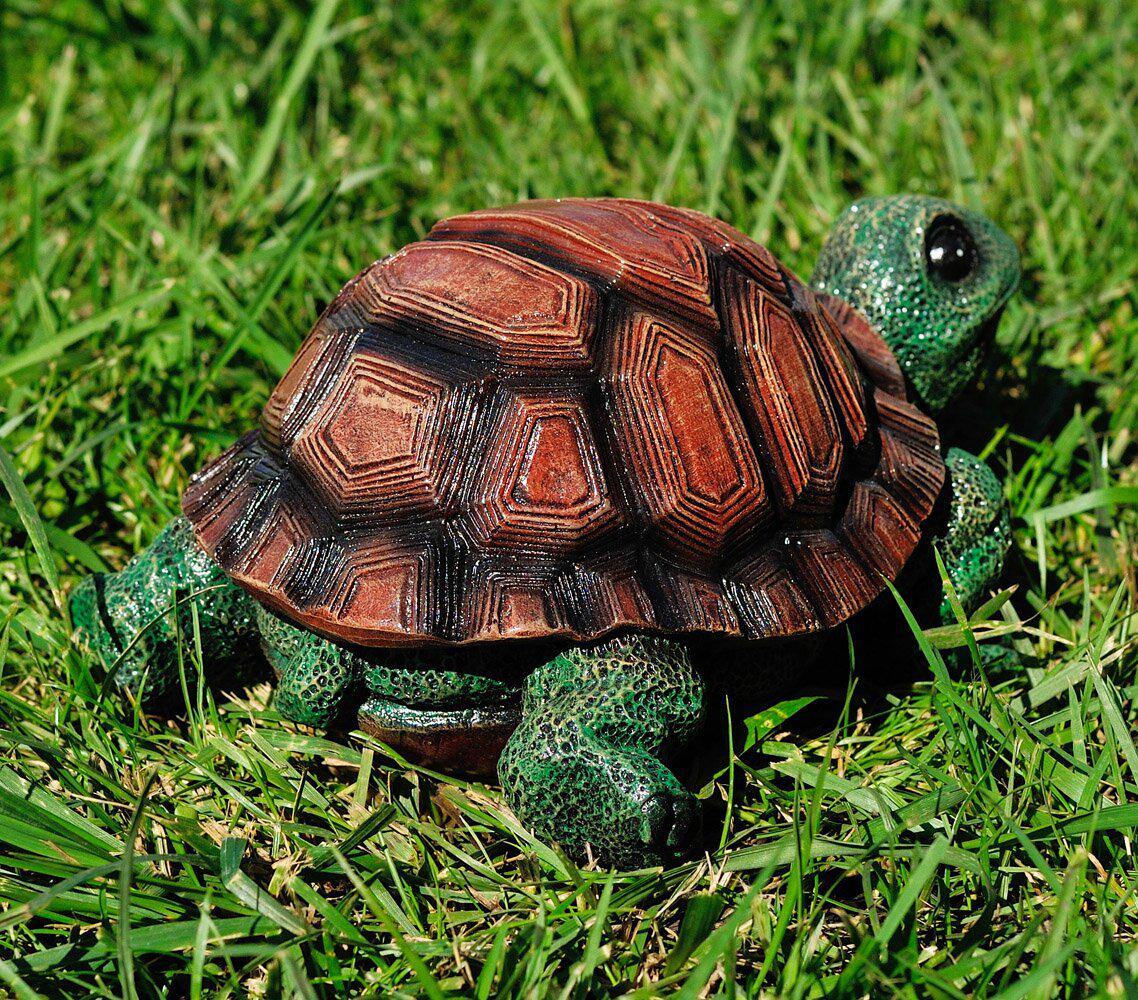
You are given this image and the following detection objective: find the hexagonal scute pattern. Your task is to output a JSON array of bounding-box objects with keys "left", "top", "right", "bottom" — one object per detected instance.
[
  {"left": 816, "top": 290, "right": 908, "bottom": 397},
  {"left": 601, "top": 310, "right": 771, "bottom": 561},
  {"left": 354, "top": 240, "right": 599, "bottom": 368},
  {"left": 261, "top": 326, "right": 349, "bottom": 452},
  {"left": 183, "top": 197, "right": 946, "bottom": 647},
  {"left": 430, "top": 199, "right": 718, "bottom": 327},
  {"left": 290, "top": 347, "right": 481, "bottom": 525},
  {"left": 720, "top": 268, "right": 846, "bottom": 522},
  {"left": 624, "top": 199, "right": 786, "bottom": 295},
  {"left": 323, "top": 542, "right": 438, "bottom": 644},
  {"left": 467, "top": 389, "right": 620, "bottom": 555}
]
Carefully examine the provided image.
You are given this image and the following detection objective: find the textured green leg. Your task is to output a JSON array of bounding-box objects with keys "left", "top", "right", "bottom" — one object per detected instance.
[
  {"left": 498, "top": 634, "right": 706, "bottom": 867},
  {"left": 933, "top": 447, "right": 1012, "bottom": 623},
  {"left": 70, "top": 516, "right": 263, "bottom": 708},
  {"left": 254, "top": 605, "right": 365, "bottom": 727}
]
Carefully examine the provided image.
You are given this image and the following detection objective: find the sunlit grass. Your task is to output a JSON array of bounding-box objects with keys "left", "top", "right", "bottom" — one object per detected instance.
[{"left": 1, "top": 1, "right": 1136, "bottom": 995}]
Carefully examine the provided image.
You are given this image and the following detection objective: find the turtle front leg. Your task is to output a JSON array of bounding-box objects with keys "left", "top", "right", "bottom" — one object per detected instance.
[
  {"left": 498, "top": 635, "right": 706, "bottom": 867},
  {"left": 931, "top": 447, "right": 1012, "bottom": 622},
  {"left": 70, "top": 516, "right": 264, "bottom": 708}
]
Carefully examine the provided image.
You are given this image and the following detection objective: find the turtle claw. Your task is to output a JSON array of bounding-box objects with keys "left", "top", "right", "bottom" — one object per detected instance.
[{"left": 640, "top": 788, "right": 699, "bottom": 854}]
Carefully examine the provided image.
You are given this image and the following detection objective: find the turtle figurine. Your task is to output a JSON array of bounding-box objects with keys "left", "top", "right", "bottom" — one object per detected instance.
[{"left": 72, "top": 195, "right": 1019, "bottom": 866}]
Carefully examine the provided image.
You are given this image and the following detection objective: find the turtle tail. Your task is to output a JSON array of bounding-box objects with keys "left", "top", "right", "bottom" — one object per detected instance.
[{"left": 70, "top": 517, "right": 265, "bottom": 710}]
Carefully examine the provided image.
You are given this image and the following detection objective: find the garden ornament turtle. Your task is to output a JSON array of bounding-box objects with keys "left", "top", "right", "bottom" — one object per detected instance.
[{"left": 72, "top": 196, "right": 1019, "bottom": 866}]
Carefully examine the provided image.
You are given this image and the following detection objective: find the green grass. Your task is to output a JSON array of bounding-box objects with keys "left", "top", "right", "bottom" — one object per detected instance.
[{"left": 1, "top": 0, "right": 1136, "bottom": 995}]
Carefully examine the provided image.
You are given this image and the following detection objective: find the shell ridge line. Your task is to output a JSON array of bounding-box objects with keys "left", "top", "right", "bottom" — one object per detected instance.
[
  {"left": 574, "top": 283, "right": 656, "bottom": 636},
  {"left": 429, "top": 224, "right": 619, "bottom": 294},
  {"left": 858, "top": 389, "right": 946, "bottom": 565},
  {"left": 348, "top": 261, "right": 513, "bottom": 369},
  {"left": 805, "top": 304, "right": 871, "bottom": 447},
  {"left": 592, "top": 298, "right": 660, "bottom": 529},
  {"left": 645, "top": 281, "right": 768, "bottom": 556},
  {"left": 429, "top": 212, "right": 622, "bottom": 287},
  {"left": 784, "top": 305, "right": 930, "bottom": 593},
  {"left": 384, "top": 241, "right": 582, "bottom": 334},
  {"left": 213, "top": 464, "right": 283, "bottom": 572},
  {"left": 707, "top": 258, "right": 827, "bottom": 632},
  {"left": 779, "top": 300, "right": 888, "bottom": 586}
]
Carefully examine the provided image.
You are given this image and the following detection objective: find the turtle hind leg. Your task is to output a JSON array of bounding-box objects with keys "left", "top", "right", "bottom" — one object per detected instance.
[
  {"left": 70, "top": 516, "right": 264, "bottom": 710},
  {"left": 498, "top": 634, "right": 707, "bottom": 867}
]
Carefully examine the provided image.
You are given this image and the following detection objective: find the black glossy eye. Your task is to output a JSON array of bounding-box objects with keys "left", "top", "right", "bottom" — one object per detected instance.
[{"left": 925, "top": 216, "right": 977, "bottom": 282}]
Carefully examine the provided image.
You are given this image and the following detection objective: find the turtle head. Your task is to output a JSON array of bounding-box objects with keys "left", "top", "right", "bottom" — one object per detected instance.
[{"left": 811, "top": 195, "right": 1020, "bottom": 414}]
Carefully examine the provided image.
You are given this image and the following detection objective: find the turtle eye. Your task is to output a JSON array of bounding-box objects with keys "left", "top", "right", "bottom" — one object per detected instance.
[{"left": 925, "top": 215, "right": 977, "bottom": 282}]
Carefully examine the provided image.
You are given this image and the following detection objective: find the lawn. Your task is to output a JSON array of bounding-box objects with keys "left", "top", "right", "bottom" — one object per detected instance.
[{"left": 1, "top": 0, "right": 1136, "bottom": 996}]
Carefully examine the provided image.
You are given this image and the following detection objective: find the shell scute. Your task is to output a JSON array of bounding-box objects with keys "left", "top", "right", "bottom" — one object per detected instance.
[
  {"left": 873, "top": 389, "right": 945, "bottom": 514},
  {"left": 602, "top": 310, "right": 771, "bottom": 562},
  {"left": 463, "top": 558, "right": 567, "bottom": 640},
  {"left": 838, "top": 480, "right": 920, "bottom": 580},
  {"left": 327, "top": 542, "right": 437, "bottom": 641},
  {"left": 429, "top": 199, "right": 718, "bottom": 327},
  {"left": 565, "top": 551, "right": 657, "bottom": 634},
  {"left": 465, "top": 388, "right": 620, "bottom": 555},
  {"left": 817, "top": 291, "right": 908, "bottom": 396},
  {"left": 798, "top": 294, "right": 870, "bottom": 453},
  {"left": 727, "top": 548, "right": 819, "bottom": 637},
  {"left": 784, "top": 529, "right": 880, "bottom": 627},
  {"left": 356, "top": 240, "right": 599, "bottom": 368},
  {"left": 720, "top": 268, "right": 845, "bottom": 522},
  {"left": 640, "top": 554, "right": 741, "bottom": 635},
  {"left": 630, "top": 199, "right": 787, "bottom": 294},
  {"left": 289, "top": 346, "right": 484, "bottom": 527}
]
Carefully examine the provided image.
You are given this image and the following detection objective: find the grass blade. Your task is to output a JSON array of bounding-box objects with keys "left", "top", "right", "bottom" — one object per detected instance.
[
  {"left": 231, "top": 0, "right": 342, "bottom": 210},
  {"left": 0, "top": 282, "right": 175, "bottom": 381},
  {"left": 0, "top": 443, "right": 60, "bottom": 609}
]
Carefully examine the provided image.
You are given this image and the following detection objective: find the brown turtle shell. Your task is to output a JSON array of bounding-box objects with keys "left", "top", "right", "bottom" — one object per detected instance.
[{"left": 183, "top": 198, "right": 944, "bottom": 647}]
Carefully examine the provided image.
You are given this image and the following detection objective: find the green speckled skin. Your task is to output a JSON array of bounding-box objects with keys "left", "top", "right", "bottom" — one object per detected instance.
[
  {"left": 70, "top": 517, "right": 263, "bottom": 708},
  {"left": 499, "top": 635, "right": 706, "bottom": 866},
  {"left": 812, "top": 195, "right": 1020, "bottom": 413},
  {"left": 72, "top": 195, "right": 1023, "bottom": 866},
  {"left": 935, "top": 448, "right": 1012, "bottom": 622},
  {"left": 255, "top": 604, "right": 364, "bottom": 727},
  {"left": 254, "top": 604, "right": 531, "bottom": 727}
]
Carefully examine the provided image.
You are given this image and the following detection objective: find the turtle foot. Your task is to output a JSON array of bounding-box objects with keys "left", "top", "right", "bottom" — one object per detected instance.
[
  {"left": 497, "top": 635, "right": 706, "bottom": 867},
  {"left": 499, "top": 737, "right": 698, "bottom": 867}
]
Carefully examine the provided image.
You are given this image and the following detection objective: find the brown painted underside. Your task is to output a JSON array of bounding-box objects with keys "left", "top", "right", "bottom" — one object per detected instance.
[
  {"left": 356, "top": 701, "right": 517, "bottom": 778},
  {"left": 183, "top": 198, "right": 945, "bottom": 647}
]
